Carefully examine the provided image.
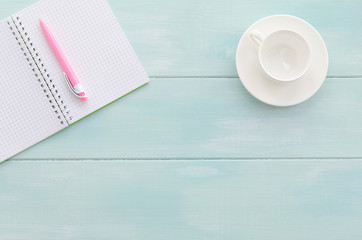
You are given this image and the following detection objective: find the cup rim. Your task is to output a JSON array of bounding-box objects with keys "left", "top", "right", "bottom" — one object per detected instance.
[{"left": 258, "top": 29, "right": 312, "bottom": 83}]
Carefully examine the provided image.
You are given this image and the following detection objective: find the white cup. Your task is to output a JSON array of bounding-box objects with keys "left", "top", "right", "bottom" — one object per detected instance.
[{"left": 250, "top": 29, "right": 311, "bottom": 83}]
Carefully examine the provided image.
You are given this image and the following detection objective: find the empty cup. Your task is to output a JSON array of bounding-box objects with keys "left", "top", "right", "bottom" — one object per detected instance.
[{"left": 250, "top": 29, "right": 311, "bottom": 83}]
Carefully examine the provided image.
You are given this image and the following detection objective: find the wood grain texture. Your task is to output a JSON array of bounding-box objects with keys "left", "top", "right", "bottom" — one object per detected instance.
[
  {"left": 0, "top": 0, "right": 361, "bottom": 76},
  {"left": 12, "top": 77, "right": 362, "bottom": 160},
  {"left": 1, "top": 160, "right": 362, "bottom": 240}
]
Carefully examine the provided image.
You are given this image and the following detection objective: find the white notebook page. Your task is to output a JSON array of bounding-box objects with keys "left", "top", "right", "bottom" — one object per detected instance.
[
  {"left": 14, "top": 0, "right": 150, "bottom": 123},
  {"left": 0, "top": 19, "right": 66, "bottom": 161},
  {"left": 0, "top": 0, "right": 149, "bottom": 162}
]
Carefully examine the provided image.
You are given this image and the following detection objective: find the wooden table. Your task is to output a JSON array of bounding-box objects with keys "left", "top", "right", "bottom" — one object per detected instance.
[{"left": 1, "top": 0, "right": 362, "bottom": 239}]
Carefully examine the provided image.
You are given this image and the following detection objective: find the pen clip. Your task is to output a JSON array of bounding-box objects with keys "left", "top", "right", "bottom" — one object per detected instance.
[{"left": 63, "top": 72, "right": 86, "bottom": 98}]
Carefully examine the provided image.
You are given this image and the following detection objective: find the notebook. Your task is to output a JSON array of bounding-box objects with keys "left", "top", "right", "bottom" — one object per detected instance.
[{"left": 0, "top": 0, "right": 150, "bottom": 162}]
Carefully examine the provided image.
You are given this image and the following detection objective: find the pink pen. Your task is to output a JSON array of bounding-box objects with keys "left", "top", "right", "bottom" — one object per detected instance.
[{"left": 40, "top": 19, "right": 87, "bottom": 101}]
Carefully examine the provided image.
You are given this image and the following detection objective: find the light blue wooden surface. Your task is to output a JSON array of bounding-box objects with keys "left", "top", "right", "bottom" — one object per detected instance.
[
  {"left": 13, "top": 77, "right": 362, "bottom": 159},
  {"left": 1, "top": 0, "right": 362, "bottom": 239},
  {"left": 1, "top": 160, "right": 362, "bottom": 240},
  {"left": 3, "top": 0, "right": 362, "bottom": 77}
]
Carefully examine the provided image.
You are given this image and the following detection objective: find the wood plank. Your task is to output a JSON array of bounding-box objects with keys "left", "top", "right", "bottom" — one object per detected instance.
[
  {"left": 12, "top": 77, "right": 362, "bottom": 160},
  {"left": 0, "top": 0, "right": 361, "bottom": 76},
  {"left": 1, "top": 160, "right": 362, "bottom": 239}
]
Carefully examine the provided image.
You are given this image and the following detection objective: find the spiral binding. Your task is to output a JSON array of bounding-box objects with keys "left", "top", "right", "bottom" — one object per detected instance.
[
  {"left": 10, "top": 16, "right": 73, "bottom": 123},
  {"left": 7, "top": 19, "right": 65, "bottom": 125}
]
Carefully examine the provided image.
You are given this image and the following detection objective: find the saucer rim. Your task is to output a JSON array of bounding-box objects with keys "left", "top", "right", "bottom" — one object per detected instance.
[{"left": 235, "top": 14, "right": 329, "bottom": 107}]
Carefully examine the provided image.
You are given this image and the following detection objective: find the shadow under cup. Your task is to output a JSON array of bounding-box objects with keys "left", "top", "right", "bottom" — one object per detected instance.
[{"left": 260, "top": 30, "right": 311, "bottom": 82}]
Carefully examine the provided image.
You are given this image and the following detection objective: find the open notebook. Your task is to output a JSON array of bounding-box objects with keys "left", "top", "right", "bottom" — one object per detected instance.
[{"left": 0, "top": 0, "right": 149, "bottom": 162}]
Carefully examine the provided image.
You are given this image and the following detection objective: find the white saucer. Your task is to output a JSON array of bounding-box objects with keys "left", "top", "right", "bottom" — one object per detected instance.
[{"left": 236, "top": 15, "right": 328, "bottom": 107}]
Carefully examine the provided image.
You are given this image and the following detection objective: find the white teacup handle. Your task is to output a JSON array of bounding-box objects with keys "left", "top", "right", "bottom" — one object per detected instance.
[{"left": 249, "top": 30, "right": 264, "bottom": 47}]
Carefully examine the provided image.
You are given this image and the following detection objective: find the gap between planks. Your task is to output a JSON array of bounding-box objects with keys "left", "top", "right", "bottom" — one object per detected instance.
[
  {"left": 7, "top": 157, "right": 362, "bottom": 162},
  {"left": 148, "top": 75, "right": 362, "bottom": 79},
  {"left": 5, "top": 76, "right": 362, "bottom": 164}
]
